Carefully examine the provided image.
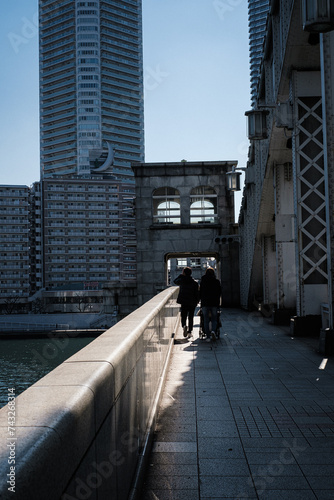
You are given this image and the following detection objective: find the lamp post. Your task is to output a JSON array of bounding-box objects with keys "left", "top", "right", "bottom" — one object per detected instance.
[
  {"left": 302, "top": 0, "right": 334, "bottom": 32},
  {"left": 226, "top": 166, "right": 247, "bottom": 192},
  {"left": 245, "top": 109, "right": 269, "bottom": 140}
]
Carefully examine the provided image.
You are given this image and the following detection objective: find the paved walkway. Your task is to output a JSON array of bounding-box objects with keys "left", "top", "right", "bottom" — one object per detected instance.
[{"left": 141, "top": 308, "right": 334, "bottom": 499}]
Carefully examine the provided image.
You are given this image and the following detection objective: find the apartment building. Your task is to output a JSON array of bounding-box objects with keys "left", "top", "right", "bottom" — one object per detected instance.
[
  {"left": 0, "top": 176, "right": 136, "bottom": 314},
  {"left": 39, "top": 0, "right": 144, "bottom": 180},
  {"left": 42, "top": 176, "right": 136, "bottom": 293},
  {"left": 0, "top": 186, "right": 31, "bottom": 312}
]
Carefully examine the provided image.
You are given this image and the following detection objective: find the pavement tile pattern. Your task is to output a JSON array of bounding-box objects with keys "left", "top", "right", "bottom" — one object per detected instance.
[{"left": 141, "top": 308, "right": 334, "bottom": 499}]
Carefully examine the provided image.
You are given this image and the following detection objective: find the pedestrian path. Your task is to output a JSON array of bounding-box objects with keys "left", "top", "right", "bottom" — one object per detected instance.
[{"left": 141, "top": 308, "right": 334, "bottom": 499}]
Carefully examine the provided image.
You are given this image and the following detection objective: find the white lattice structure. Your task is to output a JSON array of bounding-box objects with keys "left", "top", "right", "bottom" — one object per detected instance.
[{"left": 292, "top": 75, "right": 328, "bottom": 315}]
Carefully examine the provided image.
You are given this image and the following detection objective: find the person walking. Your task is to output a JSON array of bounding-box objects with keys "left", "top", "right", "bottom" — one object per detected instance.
[
  {"left": 174, "top": 267, "right": 199, "bottom": 338},
  {"left": 199, "top": 267, "right": 221, "bottom": 342}
]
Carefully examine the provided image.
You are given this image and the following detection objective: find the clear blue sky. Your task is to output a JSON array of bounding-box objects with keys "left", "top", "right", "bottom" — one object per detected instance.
[{"left": 0, "top": 0, "right": 250, "bottom": 219}]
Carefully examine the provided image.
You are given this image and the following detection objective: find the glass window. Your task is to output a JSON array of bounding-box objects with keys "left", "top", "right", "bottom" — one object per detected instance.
[
  {"left": 190, "top": 186, "right": 217, "bottom": 224},
  {"left": 153, "top": 187, "right": 181, "bottom": 224}
]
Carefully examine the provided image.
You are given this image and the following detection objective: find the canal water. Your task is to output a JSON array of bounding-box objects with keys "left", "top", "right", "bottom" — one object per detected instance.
[{"left": 0, "top": 335, "right": 95, "bottom": 408}]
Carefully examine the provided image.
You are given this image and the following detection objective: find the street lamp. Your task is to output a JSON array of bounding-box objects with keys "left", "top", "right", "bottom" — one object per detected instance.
[
  {"left": 302, "top": 0, "right": 334, "bottom": 32},
  {"left": 245, "top": 109, "right": 270, "bottom": 140},
  {"left": 226, "top": 166, "right": 247, "bottom": 192}
]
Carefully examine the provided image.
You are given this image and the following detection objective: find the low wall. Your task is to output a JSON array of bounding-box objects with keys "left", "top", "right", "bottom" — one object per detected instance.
[
  {"left": 0, "top": 287, "right": 180, "bottom": 500},
  {"left": 0, "top": 312, "right": 113, "bottom": 331}
]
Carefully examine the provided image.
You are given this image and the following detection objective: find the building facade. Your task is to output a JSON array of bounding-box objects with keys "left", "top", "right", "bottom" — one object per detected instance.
[
  {"left": 29, "top": 182, "right": 43, "bottom": 298},
  {"left": 42, "top": 175, "right": 136, "bottom": 292},
  {"left": 39, "top": 0, "right": 144, "bottom": 180},
  {"left": 0, "top": 186, "right": 31, "bottom": 312},
  {"left": 0, "top": 177, "right": 136, "bottom": 315}
]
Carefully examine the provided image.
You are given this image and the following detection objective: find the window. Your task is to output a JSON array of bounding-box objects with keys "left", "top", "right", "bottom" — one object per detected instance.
[
  {"left": 190, "top": 186, "right": 217, "bottom": 224},
  {"left": 153, "top": 188, "right": 181, "bottom": 224}
]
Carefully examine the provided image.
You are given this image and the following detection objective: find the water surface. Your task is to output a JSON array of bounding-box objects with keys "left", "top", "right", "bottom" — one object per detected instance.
[{"left": 0, "top": 335, "right": 95, "bottom": 408}]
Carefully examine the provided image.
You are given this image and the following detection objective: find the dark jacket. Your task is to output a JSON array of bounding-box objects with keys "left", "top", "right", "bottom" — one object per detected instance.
[
  {"left": 174, "top": 274, "right": 199, "bottom": 307},
  {"left": 199, "top": 274, "right": 221, "bottom": 307}
]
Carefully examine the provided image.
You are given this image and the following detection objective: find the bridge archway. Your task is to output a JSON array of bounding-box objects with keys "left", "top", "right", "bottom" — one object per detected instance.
[
  {"left": 165, "top": 252, "right": 220, "bottom": 286},
  {"left": 132, "top": 161, "right": 240, "bottom": 306}
]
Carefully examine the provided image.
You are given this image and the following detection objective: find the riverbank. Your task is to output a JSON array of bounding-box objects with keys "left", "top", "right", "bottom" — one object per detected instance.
[
  {"left": 0, "top": 312, "right": 117, "bottom": 335},
  {"left": 0, "top": 328, "right": 106, "bottom": 339}
]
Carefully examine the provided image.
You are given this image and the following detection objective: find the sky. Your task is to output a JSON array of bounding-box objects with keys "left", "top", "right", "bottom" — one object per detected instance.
[{"left": 0, "top": 0, "right": 250, "bottom": 220}]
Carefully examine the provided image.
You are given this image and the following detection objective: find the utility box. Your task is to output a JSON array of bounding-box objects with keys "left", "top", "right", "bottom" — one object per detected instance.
[{"left": 319, "top": 328, "right": 334, "bottom": 355}]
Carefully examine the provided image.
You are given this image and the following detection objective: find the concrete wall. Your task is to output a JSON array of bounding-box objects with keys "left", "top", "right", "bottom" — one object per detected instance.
[{"left": 0, "top": 287, "right": 180, "bottom": 500}]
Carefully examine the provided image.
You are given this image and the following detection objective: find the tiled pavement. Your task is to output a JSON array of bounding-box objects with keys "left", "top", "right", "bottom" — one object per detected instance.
[{"left": 141, "top": 308, "right": 334, "bottom": 499}]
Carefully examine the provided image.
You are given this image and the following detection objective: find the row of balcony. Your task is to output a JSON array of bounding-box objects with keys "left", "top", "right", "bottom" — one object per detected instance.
[
  {"left": 103, "top": 2, "right": 138, "bottom": 19},
  {"left": 45, "top": 204, "right": 122, "bottom": 209},
  {"left": 46, "top": 186, "right": 118, "bottom": 193},
  {"left": 0, "top": 237, "right": 29, "bottom": 243},
  {"left": 45, "top": 214, "right": 121, "bottom": 219},
  {"left": 0, "top": 219, "right": 30, "bottom": 224},
  {"left": 0, "top": 273, "right": 30, "bottom": 279},
  {"left": 47, "top": 216, "right": 129, "bottom": 222},
  {"left": 45, "top": 238, "right": 121, "bottom": 244},
  {"left": 46, "top": 195, "right": 121, "bottom": 201},
  {"left": 0, "top": 263, "right": 30, "bottom": 269},
  {"left": 0, "top": 200, "right": 29, "bottom": 205},
  {"left": 47, "top": 258, "right": 124, "bottom": 264},
  {"left": 0, "top": 285, "right": 30, "bottom": 291},
  {"left": 41, "top": 97, "right": 76, "bottom": 114},
  {"left": 0, "top": 255, "right": 29, "bottom": 261},
  {"left": 46, "top": 226, "right": 127, "bottom": 232},
  {"left": 41, "top": 87, "right": 75, "bottom": 104},
  {"left": 47, "top": 234, "right": 122, "bottom": 239},
  {"left": 48, "top": 275, "right": 111, "bottom": 281},
  {"left": 41, "top": 41, "right": 75, "bottom": 64},
  {"left": 49, "top": 249, "right": 124, "bottom": 254}
]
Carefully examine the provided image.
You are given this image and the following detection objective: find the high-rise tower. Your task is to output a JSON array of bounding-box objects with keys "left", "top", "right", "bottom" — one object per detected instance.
[
  {"left": 39, "top": 0, "right": 144, "bottom": 180},
  {"left": 248, "top": 0, "right": 270, "bottom": 107}
]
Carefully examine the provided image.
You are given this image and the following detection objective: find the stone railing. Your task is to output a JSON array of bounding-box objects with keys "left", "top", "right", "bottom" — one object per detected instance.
[{"left": 0, "top": 287, "right": 180, "bottom": 500}]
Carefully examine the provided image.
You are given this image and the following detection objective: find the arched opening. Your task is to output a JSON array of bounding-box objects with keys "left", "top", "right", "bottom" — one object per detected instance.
[
  {"left": 190, "top": 186, "right": 218, "bottom": 224},
  {"left": 152, "top": 187, "right": 181, "bottom": 224},
  {"left": 165, "top": 252, "right": 220, "bottom": 286}
]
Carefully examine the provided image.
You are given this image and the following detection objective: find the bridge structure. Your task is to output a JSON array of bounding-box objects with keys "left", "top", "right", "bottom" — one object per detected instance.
[
  {"left": 132, "top": 160, "right": 240, "bottom": 307},
  {"left": 238, "top": 0, "right": 334, "bottom": 339},
  {"left": 0, "top": 287, "right": 180, "bottom": 500},
  {"left": 0, "top": 160, "right": 243, "bottom": 499},
  {"left": 2, "top": 294, "right": 334, "bottom": 499}
]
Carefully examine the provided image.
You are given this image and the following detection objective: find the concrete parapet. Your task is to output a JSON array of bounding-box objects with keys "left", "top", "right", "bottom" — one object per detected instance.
[{"left": 0, "top": 287, "right": 180, "bottom": 500}]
